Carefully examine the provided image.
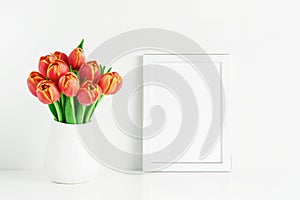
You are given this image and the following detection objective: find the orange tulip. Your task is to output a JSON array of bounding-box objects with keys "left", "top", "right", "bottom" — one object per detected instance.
[
  {"left": 27, "top": 71, "right": 45, "bottom": 97},
  {"left": 36, "top": 80, "right": 60, "bottom": 104},
  {"left": 38, "top": 52, "right": 68, "bottom": 78},
  {"left": 38, "top": 54, "right": 56, "bottom": 78},
  {"left": 98, "top": 72, "right": 122, "bottom": 95},
  {"left": 77, "top": 80, "right": 102, "bottom": 105},
  {"left": 68, "top": 48, "right": 85, "bottom": 70},
  {"left": 58, "top": 72, "right": 80, "bottom": 97},
  {"left": 78, "top": 61, "right": 101, "bottom": 82},
  {"left": 53, "top": 51, "right": 68, "bottom": 64},
  {"left": 47, "top": 59, "right": 69, "bottom": 82}
]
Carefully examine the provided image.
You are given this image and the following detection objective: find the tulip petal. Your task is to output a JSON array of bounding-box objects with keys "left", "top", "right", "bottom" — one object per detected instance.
[{"left": 105, "top": 77, "right": 118, "bottom": 95}]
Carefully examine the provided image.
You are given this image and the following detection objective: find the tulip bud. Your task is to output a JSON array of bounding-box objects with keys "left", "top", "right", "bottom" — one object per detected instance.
[
  {"left": 58, "top": 72, "right": 80, "bottom": 97},
  {"left": 77, "top": 80, "right": 102, "bottom": 105},
  {"left": 98, "top": 72, "right": 122, "bottom": 95},
  {"left": 36, "top": 80, "right": 60, "bottom": 104},
  {"left": 53, "top": 51, "right": 68, "bottom": 64},
  {"left": 47, "top": 59, "right": 69, "bottom": 82},
  {"left": 38, "top": 54, "right": 56, "bottom": 77},
  {"left": 78, "top": 61, "right": 100, "bottom": 82},
  {"left": 68, "top": 48, "right": 85, "bottom": 70},
  {"left": 27, "top": 71, "right": 45, "bottom": 97}
]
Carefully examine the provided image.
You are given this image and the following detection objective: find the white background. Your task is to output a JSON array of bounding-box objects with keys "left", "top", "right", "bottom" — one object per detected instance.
[{"left": 1, "top": 0, "right": 300, "bottom": 172}]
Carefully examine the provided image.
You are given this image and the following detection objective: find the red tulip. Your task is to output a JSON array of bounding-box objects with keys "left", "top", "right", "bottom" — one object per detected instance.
[
  {"left": 27, "top": 71, "right": 45, "bottom": 97},
  {"left": 53, "top": 51, "right": 68, "bottom": 64},
  {"left": 58, "top": 72, "right": 80, "bottom": 97},
  {"left": 47, "top": 59, "right": 69, "bottom": 82},
  {"left": 78, "top": 61, "right": 100, "bottom": 82},
  {"left": 36, "top": 80, "right": 60, "bottom": 104},
  {"left": 38, "top": 54, "right": 56, "bottom": 77},
  {"left": 68, "top": 48, "right": 85, "bottom": 70},
  {"left": 98, "top": 72, "right": 122, "bottom": 95},
  {"left": 77, "top": 80, "right": 102, "bottom": 105}
]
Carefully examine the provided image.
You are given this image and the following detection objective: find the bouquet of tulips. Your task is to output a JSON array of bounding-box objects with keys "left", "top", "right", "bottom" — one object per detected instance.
[{"left": 27, "top": 39, "right": 122, "bottom": 124}]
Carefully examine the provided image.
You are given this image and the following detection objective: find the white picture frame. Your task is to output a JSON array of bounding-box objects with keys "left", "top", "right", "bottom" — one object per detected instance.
[{"left": 142, "top": 54, "right": 231, "bottom": 172}]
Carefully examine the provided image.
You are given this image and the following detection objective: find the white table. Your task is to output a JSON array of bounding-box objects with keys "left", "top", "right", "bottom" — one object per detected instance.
[{"left": 0, "top": 169, "right": 299, "bottom": 200}]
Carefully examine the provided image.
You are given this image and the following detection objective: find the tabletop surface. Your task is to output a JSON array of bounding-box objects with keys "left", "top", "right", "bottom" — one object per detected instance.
[{"left": 0, "top": 168, "right": 299, "bottom": 200}]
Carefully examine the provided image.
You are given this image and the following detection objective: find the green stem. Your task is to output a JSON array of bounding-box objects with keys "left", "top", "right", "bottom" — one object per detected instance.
[
  {"left": 76, "top": 105, "right": 86, "bottom": 124},
  {"left": 60, "top": 94, "right": 65, "bottom": 122},
  {"left": 48, "top": 103, "right": 58, "bottom": 121},
  {"left": 83, "top": 104, "right": 94, "bottom": 123},
  {"left": 53, "top": 101, "right": 63, "bottom": 122},
  {"left": 84, "top": 95, "right": 104, "bottom": 123},
  {"left": 65, "top": 96, "right": 77, "bottom": 124}
]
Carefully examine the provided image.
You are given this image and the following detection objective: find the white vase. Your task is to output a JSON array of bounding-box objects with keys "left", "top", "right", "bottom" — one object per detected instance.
[{"left": 45, "top": 121, "right": 99, "bottom": 184}]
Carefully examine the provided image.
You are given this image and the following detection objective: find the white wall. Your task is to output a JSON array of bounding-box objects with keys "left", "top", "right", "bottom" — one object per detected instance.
[{"left": 1, "top": 0, "right": 300, "bottom": 171}]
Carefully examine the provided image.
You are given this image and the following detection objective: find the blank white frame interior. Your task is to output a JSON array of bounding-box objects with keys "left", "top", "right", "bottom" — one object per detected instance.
[{"left": 142, "top": 54, "right": 231, "bottom": 172}]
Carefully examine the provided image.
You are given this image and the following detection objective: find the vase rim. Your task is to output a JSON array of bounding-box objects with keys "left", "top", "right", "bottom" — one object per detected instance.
[{"left": 52, "top": 120, "right": 91, "bottom": 126}]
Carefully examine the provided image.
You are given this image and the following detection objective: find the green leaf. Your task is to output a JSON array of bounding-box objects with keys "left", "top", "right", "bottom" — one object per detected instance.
[
  {"left": 78, "top": 39, "right": 84, "bottom": 50},
  {"left": 48, "top": 103, "right": 58, "bottom": 121},
  {"left": 84, "top": 95, "right": 104, "bottom": 123},
  {"left": 107, "top": 67, "right": 112, "bottom": 73},
  {"left": 83, "top": 103, "right": 95, "bottom": 123},
  {"left": 76, "top": 104, "right": 86, "bottom": 124},
  {"left": 100, "top": 65, "right": 104, "bottom": 75},
  {"left": 65, "top": 96, "right": 77, "bottom": 124},
  {"left": 53, "top": 101, "right": 63, "bottom": 122}
]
